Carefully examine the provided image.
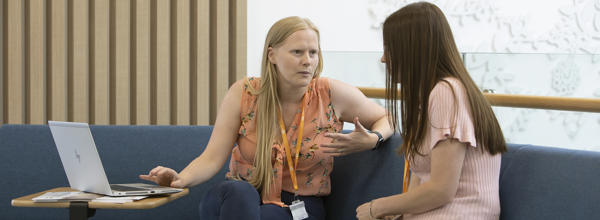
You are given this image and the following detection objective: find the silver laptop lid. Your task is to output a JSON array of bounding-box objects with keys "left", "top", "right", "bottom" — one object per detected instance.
[{"left": 48, "top": 121, "right": 113, "bottom": 195}]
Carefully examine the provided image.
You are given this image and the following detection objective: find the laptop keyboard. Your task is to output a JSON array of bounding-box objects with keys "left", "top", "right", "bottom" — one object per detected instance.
[{"left": 110, "top": 184, "right": 145, "bottom": 191}]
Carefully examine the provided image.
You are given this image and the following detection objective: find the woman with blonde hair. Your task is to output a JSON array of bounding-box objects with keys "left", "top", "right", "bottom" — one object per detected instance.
[
  {"left": 141, "top": 16, "right": 392, "bottom": 219},
  {"left": 356, "top": 2, "right": 507, "bottom": 220}
]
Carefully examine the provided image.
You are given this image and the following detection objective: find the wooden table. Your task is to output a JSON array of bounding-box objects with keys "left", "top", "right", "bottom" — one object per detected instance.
[{"left": 11, "top": 187, "right": 189, "bottom": 220}]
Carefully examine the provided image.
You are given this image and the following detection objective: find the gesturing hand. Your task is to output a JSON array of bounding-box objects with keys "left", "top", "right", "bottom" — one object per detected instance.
[
  {"left": 321, "top": 117, "right": 378, "bottom": 156},
  {"left": 139, "top": 166, "right": 185, "bottom": 188}
]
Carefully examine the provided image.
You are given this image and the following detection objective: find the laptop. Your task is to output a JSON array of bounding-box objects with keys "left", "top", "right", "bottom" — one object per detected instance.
[{"left": 48, "top": 121, "right": 183, "bottom": 196}]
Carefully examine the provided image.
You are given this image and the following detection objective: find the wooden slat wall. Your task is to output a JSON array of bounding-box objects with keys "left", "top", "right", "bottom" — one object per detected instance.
[
  {"left": 48, "top": 0, "right": 68, "bottom": 122},
  {"left": 0, "top": 0, "right": 4, "bottom": 125},
  {"left": 209, "top": 0, "right": 231, "bottom": 124},
  {"left": 175, "top": 0, "right": 190, "bottom": 125},
  {"left": 194, "top": 0, "right": 210, "bottom": 125},
  {"left": 134, "top": 0, "right": 150, "bottom": 125},
  {"left": 70, "top": 0, "right": 89, "bottom": 122},
  {"left": 154, "top": 0, "right": 170, "bottom": 125},
  {"left": 7, "top": 0, "right": 24, "bottom": 124},
  {"left": 114, "top": 0, "right": 130, "bottom": 125},
  {"left": 230, "top": 0, "right": 246, "bottom": 83},
  {"left": 0, "top": 0, "right": 246, "bottom": 126},
  {"left": 27, "top": 0, "right": 46, "bottom": 124},
  {"left": 91, "top": 0, "right": 110, "bottom": 125}
]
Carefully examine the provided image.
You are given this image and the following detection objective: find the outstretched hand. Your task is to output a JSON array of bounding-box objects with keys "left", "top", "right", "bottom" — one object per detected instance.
[
  {"left": 139, "top": 166, "right": 185, "bottom": 188},
  {"left": 321, "top": 117, "right": 378, "bottom": 157}
]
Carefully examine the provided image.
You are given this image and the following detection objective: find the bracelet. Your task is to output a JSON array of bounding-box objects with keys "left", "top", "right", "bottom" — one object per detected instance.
[{"left": 369, "top": 200, "right": 381, "bottom": 220}]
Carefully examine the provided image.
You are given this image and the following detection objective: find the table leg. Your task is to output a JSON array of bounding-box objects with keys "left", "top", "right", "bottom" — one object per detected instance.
[{"left": 69, "top": 201, "right": 96, "bottom": 220}]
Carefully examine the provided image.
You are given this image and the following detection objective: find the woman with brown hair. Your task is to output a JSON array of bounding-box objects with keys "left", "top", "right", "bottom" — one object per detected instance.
[
  {"left": 356, "top": 2, "right": 507, "bottom": 220},
  {"left": 140, "top": 16, "right": 393, "bottom": 219}
]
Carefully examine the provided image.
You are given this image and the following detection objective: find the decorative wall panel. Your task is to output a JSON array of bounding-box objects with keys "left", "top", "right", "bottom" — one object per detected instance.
[{"left": 1, "top": 0, "right": 247, "bottom": 126}]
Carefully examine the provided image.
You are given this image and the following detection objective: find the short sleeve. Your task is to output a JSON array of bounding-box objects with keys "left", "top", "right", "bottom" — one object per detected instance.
[{"left": 426, "top": 79, "right": 477, "bottom": 150}]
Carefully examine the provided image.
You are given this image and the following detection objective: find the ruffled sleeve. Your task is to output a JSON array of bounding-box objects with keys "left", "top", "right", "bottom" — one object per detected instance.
[{"left": 426, "top": 78, "right": 477, "bottom": 150}]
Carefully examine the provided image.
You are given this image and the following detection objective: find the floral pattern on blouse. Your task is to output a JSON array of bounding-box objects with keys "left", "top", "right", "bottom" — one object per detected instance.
[{"left": 227, "top": 77, "right": 343, "bottom": 207}]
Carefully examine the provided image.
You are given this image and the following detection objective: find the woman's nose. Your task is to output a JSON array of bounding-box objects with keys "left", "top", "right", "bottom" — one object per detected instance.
[
  {"left": 380, "top": 55, "right": 386, "bottom": 63},
  {"left": 301, "top": 53, "right": 311, "bottom": 66}
]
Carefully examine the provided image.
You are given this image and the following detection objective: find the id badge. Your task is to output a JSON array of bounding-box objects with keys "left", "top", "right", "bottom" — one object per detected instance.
[{"left": 289, "top": 200, "right": 309, "bottom": 220}]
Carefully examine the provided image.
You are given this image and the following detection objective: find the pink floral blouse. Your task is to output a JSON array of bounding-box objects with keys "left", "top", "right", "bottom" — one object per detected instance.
[{"left": 227, "top": 77, "right": 343, "bottom": 207}]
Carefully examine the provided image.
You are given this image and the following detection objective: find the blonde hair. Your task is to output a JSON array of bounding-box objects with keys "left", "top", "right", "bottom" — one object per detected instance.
[{"left": 246, "top": 16, "right": 323, "bottom": 198}]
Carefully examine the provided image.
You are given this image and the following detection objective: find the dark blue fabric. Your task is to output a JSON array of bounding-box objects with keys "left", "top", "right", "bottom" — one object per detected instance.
[
  {"left": 500, "top": 144, "right": 600, "bottom": 220},
  {"left": 5, "top": 124, "right": 600, "bottom": 220},
  {"left": 199, "top": 180, "right": 261, "bottom": 219},
  {"left": 324, "top": 131, "right": 405, "bottom": 220},
  {"left": 1, "top": 125, "right": 70, "bottom": 219},
  {"left": 0, "top": 124, "right": 226, "bottom": 220},
  {"left": 199, "top": 180, "right": 325, "bottom": 220}
]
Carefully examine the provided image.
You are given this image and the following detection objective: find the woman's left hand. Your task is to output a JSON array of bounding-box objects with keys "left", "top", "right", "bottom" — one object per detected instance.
[
  {"left": 321, "top": 117, "right": 378, "bottom": 156},
  {"left": 358, "top": 200, "right": 401, "bottom": 220}
]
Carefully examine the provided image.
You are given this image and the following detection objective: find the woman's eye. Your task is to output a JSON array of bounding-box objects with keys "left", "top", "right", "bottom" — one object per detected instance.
[{"left": 292, "top": 50, "right": 302, "bottom": 54}]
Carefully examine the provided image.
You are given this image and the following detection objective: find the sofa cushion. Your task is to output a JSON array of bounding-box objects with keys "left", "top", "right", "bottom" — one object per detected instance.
[
  {"left": 1, "top": 125, "right": 68, "bottom": 218},
  {"left": 500, "top": 144, "right": 600, "bottom": 220},
  {"left": 325, "top": 133, "right": 405, "bottom": 220}
]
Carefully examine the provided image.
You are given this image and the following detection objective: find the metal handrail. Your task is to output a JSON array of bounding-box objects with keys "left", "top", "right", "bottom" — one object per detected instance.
[{"left": 358, "top": 87, "right": 600, "bottom": 113}]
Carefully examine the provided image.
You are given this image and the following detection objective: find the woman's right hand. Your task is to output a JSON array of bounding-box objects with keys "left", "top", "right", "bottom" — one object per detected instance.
[{"left": 139, "top": 166, "right": 186, "bottom": 188}]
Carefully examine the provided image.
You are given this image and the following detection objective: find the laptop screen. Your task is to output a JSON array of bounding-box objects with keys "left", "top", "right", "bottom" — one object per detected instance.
[{"left": 48, "top": 121, "right": 113, "bottom": 195}]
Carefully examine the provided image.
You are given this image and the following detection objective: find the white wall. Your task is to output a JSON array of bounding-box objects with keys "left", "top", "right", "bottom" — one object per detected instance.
[
  {"left": 247, "top": 0, "right": 600, "bottom": 151},
  {"left": 247, "top": 0, "right": 382, "bottom": 76}
]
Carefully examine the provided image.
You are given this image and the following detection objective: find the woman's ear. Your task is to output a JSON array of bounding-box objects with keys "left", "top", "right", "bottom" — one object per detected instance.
[{"left": 267, "top": 47, "right": 277, "bottom": 64}]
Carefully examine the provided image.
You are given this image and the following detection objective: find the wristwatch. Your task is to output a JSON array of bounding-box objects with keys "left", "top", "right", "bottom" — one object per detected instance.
[{"left": 369, "top": 130, "right": 384, "bottom": 150}]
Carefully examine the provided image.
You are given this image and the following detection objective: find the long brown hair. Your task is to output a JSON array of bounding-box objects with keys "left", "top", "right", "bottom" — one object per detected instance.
[
  {"left": 246, "top": 16, "right": 323, "bottom": 198},
  {"left": 382, "top": 2, "right": 506, "bottom": 160}
]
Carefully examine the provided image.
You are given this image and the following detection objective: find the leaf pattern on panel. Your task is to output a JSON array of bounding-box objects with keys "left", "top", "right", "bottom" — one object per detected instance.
[{"left": 366, "top": 0, "right": 600, "bottom": 150}]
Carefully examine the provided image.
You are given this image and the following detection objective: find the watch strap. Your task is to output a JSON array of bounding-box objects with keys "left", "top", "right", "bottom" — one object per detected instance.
[{"left": 369, "top": 130, "right": 384, "bottom": 150}]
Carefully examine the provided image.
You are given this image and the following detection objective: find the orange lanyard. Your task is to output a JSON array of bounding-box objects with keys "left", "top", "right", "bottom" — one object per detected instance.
[
  {"left": 402, "top": 143, "right": 410, "bottom": 193},
  {"left": 277, "top": 95, "right": 306, "bottom": 191},
  {"left": 403, "top": 159, "right": 410, "bottom": 193}
]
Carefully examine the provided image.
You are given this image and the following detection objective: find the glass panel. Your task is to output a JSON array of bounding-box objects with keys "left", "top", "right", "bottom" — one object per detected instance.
[
  {"left": 322, "top": 51, "right": 386, "bottom": 88},
  {"left": 464, "top": 53, "right": 600, "bottom": 98},
  {"left": 322, "top": 51, "right": 600, "bottom": 151},
  {"left": 321, "top": 52, "right": 386, "bottom": 132}
]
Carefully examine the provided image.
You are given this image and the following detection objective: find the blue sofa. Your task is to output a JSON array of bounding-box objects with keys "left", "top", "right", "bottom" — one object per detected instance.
[{"left": 1, "top": 124, "right": 599, "bottom": 219}]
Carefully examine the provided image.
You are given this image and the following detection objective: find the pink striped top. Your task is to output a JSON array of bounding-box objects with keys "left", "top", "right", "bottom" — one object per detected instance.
[{"left": 404, "top": 77, "right": 501, "bottom": 220}]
